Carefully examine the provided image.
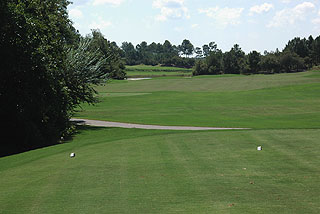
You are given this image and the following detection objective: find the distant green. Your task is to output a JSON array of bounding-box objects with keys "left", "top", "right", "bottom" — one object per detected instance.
[
  {"left": 125, "top": 65, "right": 192, "bottom": 77},
  {"left": 77, "top": 71, "right": 320, "bottom": 129},
  {"left": 126, "top": 65, "right": 192, "bottom": 72}
]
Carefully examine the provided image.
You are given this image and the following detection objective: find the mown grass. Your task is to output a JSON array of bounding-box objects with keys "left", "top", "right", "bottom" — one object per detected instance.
[
  {"left": 126, "top": 71, "right": 192, "bottom": 77},
  {"left": 2, "top": 70, "right": 320, "bottom": 213},
  {"left": 1, "top": 127, "right": 319, "bottom": 213},
  {"left": 107, "top": 70, "right": 320, "bottom": 92},
  {"left": 77, "top": 71, "right": 320, "bottom": 129},
  {"left": 125, "top": 65, "right": 192, "bottom": 77},
  {"left": 126, "top": 65, "right": 192, "bottom": 72}
]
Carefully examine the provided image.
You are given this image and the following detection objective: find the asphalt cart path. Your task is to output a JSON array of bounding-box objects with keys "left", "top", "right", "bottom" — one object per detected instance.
[{"left": 71, "top": 118, "right": 250, "bottom": 131}]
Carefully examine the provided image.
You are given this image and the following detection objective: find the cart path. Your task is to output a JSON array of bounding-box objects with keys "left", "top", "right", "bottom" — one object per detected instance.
[{"left": 71, "top": 118, "right": 250, "bottom": 131}]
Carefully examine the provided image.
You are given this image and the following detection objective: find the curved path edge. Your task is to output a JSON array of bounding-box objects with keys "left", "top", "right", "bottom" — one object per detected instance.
[{"left": 71, "top": 118, "right": 250, "bottom": 131}]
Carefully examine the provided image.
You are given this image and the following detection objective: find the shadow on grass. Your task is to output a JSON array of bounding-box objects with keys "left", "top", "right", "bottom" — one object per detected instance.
[
  {"left": 61, "top": 121, "right": 113, "bottom": 143},
  {"left": 0, "top": 121, "right": 111, "bottom": 158}
]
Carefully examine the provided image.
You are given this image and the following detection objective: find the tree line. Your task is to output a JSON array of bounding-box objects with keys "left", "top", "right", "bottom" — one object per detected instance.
[
  {"left": 193, "top": 36, "right": 320, "bottom": 76},
  {"left": 0, "top": 0, "right": 125, "bottom": 156},
  {"left": 120, "top": 39, "right": 195, "bottom": 68},
  {"left": 119, "top": 35, "right": 320, "bottom": 74}
]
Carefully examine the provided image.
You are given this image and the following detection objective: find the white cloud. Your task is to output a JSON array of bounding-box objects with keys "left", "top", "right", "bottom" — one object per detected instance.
[
  {"left": 69, "top": 8, "right": 83, "bottom": 19},
  {"left": 153, "top": 0, "right": 183, "bottom": 8},
  {"left": 313, "top": 18, "right": 320, "bottom": 33},
  {"left": 294, "top": 2, "right": 315, "bottom": 13},
  {"left": 89, "top": 19, "right": 112, "bottom": 30},
  {"left": 191, "top": 24, "right": 199, "bottom": 28},
  {"left": 249, "top": 3, "right": 274, "bottom": 15},
  {"left": 267, "top": 2, "right": 316, "bottom": 27},
  {"left": 174, "top": 27, "right": 183, "bottom": 32},
  {"left": 153, "top": 0, "right": 190, "bottom": 21},
  {"left": 199, "top": 7, "right": 244, "bottom": 27},
  {"left": 92, "top": 0, "right": 124, "bottom": 6},
  {"left": 312, "top": 18, "right": 320, "bottom": 25},
  {"left": 73, "top": 22, "right": 83, "bottom": 32}
]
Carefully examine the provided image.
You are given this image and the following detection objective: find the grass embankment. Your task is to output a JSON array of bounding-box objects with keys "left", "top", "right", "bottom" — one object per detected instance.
[
  {"left": 1, "top": 128, "right": 319, "bottom": 213},
  {"left": 125, "top": 65, "right": 192, "bottom": 78},
  {"left": 1, "top": 70, "right": 320, "bottom": 213}
]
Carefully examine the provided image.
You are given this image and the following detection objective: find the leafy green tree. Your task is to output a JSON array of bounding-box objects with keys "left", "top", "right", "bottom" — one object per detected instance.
[
  {"left": 201, "top": 42, "right": 217, "bottom": 57},
  {"left": 0, "top": 0, "right": 118, "bottom": 156},
  {"left": 247, "top": 51, "right": 261, "bottom": 74},
  {"left": 148, "top": 42, "right": 158, "bottom": 54},
  {"left": 311, "top": 36, "right": 320, "bottom": 65},
  {"left": 180, "top": 39, "right": 194, "bottom": 57},
  {"left": 260, "top": 53, "right": 281, "bottom": 73},
  {"left": 202, "top": 45, "right": 210, "bottom": 57},
  {"left": 206, "top": 49, "right": 223, "bottom": 75},
  {"left": 208, "top": 42, "right": 218, "bottom": 52},
  {"left": 121, "top": 42, "right": 137, "bottom": 65},
  {"left": 193, "top": 60, "right": 207, "bottom": 76},
  {"left": 136, "top": 41, "right": 148, "bottom": 64},
  {"left": 284, "top": 37, "right": 309, "bottom": 58},
  {"left": 163, "top": 40, "right": 174, "bottom": 54},
  {"left": 307, "top": 35, "right": 314, "bottom": 51},
  {"left": 280, "top": 51, "right": 304, "bottom": 72},
  {"left": 64, "top": 37, "right": 107, "bottom": 107},
  {"left": 0, "top": 0, "right": 78, "bottom": 156},
  {"left": 193, "top": 44, "right": 223, "bottom": 76},
  {"left": 89, "top": 30, "right": 126, "bottom": 80},
  {"left": 223, "top": 44, "right": 245, "bottom": 74},
  {"left": 162, "top": 40, "right": 180, "bottom": 66},
  {"left": 195, "top": 47, "right": 203, "bottom": 58}
]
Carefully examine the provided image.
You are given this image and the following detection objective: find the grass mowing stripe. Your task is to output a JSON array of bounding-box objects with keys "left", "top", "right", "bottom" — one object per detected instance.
[
  {"left": 2, "top": 71, "right": 320, "bottom": 213},
  {"left": 125, "top": 65, "right": 192, "bottom": 78},
  {"left": 126, "top": 71, "right": 192, "bottom": 78},
  {"left": 125, "top": 65, "right": 192, "bottom": 72},
  {"left": 0, "top": 127, "right": 184, "bottom": 172},
  {"left": 101, "top": 71, "right": 320, "bottom": 93},
  {"left": 76, "top": 83, "right": 320, "bottom": 129},
  {"left": 168, "top": 136, "right": 219, "bottom": 212},
  {"left": 262, "top": 131, "right": 320, "bottom": 213},
  {"left": 1, "top": 128, "right": 320, "bottom": 213}
]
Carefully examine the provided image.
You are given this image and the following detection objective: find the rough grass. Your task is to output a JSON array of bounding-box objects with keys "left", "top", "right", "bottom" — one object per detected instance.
[{"left": 1, "top": 128, "right": 319, "bottom": 213}]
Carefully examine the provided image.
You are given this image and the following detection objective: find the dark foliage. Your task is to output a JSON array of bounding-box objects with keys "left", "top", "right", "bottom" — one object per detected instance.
[
  {"left": 193, "top": 35, "right": 320, "bottom": 76},
  {"left": 0, "top": 0, "right": 119, "bottom": 156},
  {"left": 88, "top": 30, "right": 126, "bottom": 80},
  {"left": 120, "top": 39, "right": 195, "bottom": 68},
  {"left": 0, "top": 0, "right": 76, "bottom": 156}
]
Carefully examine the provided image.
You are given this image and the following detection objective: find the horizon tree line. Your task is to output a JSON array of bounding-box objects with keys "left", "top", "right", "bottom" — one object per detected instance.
[
  {"left": 117, "top": 35, "right": 320, "bottom": 74},
  {"left": 119, "top": 39, "right": 195, "bottom": 68},
  {"left": 193, "top": 35, "right": 320, "bottom": 76}
]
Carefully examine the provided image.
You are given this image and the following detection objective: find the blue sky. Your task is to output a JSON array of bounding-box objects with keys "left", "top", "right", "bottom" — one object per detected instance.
[{"left": 68, "top": 0, "right": 320, "bottom": 53}]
